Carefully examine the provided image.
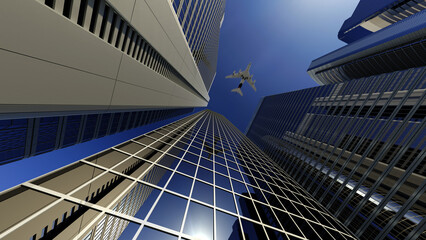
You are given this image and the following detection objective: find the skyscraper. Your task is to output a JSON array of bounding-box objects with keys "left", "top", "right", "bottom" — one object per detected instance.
[
  {"left": 307, "top": 0, "right": 425, "bottom": 85},
  {"left": 0, "top": 0, "right": 225, "bottom": 164},
  {"left": 246, "top": 1, "right": 425, "bottom": 239},
  {"left": 246, "top": 67, "right": 425, "bottom": 240},
  {"left": 171, "top": 0, "right": 226, "bottom": 91},
  {"left": 0, "top": 110, "right": 356, "bottom": 240},
  {"left": 338, "top": 0, "right": 425, "bottom": 44}
]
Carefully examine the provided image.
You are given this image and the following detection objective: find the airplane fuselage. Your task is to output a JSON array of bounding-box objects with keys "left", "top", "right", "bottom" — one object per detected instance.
[{"left": 236, "top": 74, "right": 252, "bottom": 89}]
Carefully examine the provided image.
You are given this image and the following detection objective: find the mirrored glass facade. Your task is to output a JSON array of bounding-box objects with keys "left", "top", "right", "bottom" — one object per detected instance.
[
  {"left": 0, "top": 110, "right": 356, "bottom": 240},
  {"left": 171, "top": 0, "right": 226, "bottom": 90}
]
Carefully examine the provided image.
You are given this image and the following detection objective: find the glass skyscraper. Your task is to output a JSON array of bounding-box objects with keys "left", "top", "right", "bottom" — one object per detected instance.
[
  {"left": 246, "top": 67, "right": 425, "bottom": 240},
  {"left": 0, "top": 110, "right": 356, "bottom": 240},
  {"left": 172, "top": 0, "right": 226, "bottom": 90}
]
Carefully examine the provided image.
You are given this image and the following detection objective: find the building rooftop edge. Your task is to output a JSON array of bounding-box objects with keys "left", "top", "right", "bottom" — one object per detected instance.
[{"left": 307, "top": 10, "right": 426, "bottom": 72}]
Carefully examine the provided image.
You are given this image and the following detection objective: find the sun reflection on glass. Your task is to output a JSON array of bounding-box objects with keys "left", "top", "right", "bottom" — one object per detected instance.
[
  {"left": 183, "top": 202, "right": 214, "bottom": 240},
  {"left": 192, "top": 233, "right": 209, "bottom": 240}
]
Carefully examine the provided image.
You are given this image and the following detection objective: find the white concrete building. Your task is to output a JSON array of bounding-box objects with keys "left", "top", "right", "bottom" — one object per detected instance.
[{"left": 0, "top": 0, "right": 225, "bottom": 118}]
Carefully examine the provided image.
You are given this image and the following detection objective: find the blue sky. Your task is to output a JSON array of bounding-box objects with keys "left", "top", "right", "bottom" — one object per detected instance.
[
  {"left": 208, "top": 0, "right": 359, "bottom": 131},
  {"left": 0, "top": 0, "right": 359, "bottom": 191}
]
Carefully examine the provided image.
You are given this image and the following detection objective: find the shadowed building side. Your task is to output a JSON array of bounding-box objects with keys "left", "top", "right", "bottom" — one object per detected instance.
[
  {"left": 0, "top": 108, "right": 193, "bottom": 165},
  {"left": 246, "top": 67, "right": 425, "bottom": 240}
]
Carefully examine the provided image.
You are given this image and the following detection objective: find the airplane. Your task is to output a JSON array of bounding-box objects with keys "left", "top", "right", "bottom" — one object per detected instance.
[{"left": 226, "top": 63, "right": 256, "bottom": 96}]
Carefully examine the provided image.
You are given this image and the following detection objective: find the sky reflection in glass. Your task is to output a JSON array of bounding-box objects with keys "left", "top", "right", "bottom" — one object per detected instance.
[
  {"left": 216, "top": 210, "right": 243, "bottom": 240},
  {"left": 183, "top": 202, "right": 214, "bottom": 240},
  {"left": 216, "top": 187, "right": 236, "bottom": 213},
  {"left": 137, "top": 226, "right": 178, "bottom": 240},
  {"left": 167, "top": 172, "right": 193, "bottom": 196},
  {"left": 191, "top": 180, "right": 213, "bottom": 204},
  {"left": 148, "top": 192, "right": 187, "bottom": 231}
]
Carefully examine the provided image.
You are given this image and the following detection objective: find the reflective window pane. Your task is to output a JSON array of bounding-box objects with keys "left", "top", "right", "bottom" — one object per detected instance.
[
  {"left": 216, "top": 173, "right": 231, "bottom": 190},
  {"left": 157, "top": 154, "right": 180, "bottom": 169},
  {"left": 241, "top": 219, "right": 267, "bottom": 240},
  {"left": 133, "top": 187, "right": 161, "bottom": 220},
  {"left": 235, "top": 195, "right": 259, "bottom": 221},
  {"left": 188, "top": 146, "right": 201, "bottom": 156},
  {"left": 227, "top": 160, "right": 238, "bottom": 170},
  {"left": 254, "top": 201, "right": 280, "bottom": 229},
  {"left": 148, "top": 193, "right": 187, "bottom": 231},
  {"left": 142, "top": 166, "right": 172, "bottom": 187},
  {"left": 216, "top": 188, "right": 236, "bottom": 213},
  {"left": 263, "top": 191, "right": 283, "bottom": 209},
  {"left": 200, "top": 158, "right": 213, "bottom": 170},
  {"left": 196, "top": 167, "right": 213, "bottom": 183},
  {"left": 183, "top": 202, "right": 213, "bottom": 240},
  {"left": 229, "top": 169, "right": 243, "bottom": 181},
  {"left": 275, "top": 210, "right": 303, "bottom": 236},
  {"left": 184, "top": 151, "right": 199, "bottom": 164},
  {"left": 177, "top": 161, "right": 197, "bottom": 176},
  {"left": 250, "top": 187, "right": 268, "bottom": 204},
  {"left": 231, "top": 180, "right": 248, "bottom": 195},
  {"left": 215, "top": 163, "right": 228, "bottom": 175},
  {"left": 215, "top": 156, "right": 226, "bottom": 165},
  {"left": 191, "top": 180, "right": 213, "bottom": 205},
  {"left": 216, "top": 210, "right": 243, "bottom": 240},
  {"left": 137, "top": 226, "right": 178, "bottom": 240},
  {"left": 166, "top": 173, "right": 193, "bottom": 196},
  {"left": 118, "top": 222, "right": 140, "bottom": 240},
  {"left": 265, "top": 226, "right": 286, "bottom": 240}
]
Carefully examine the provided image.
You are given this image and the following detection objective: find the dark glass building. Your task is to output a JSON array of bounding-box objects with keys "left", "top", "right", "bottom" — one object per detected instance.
[
  {"left": 0, "top": 110, "right": 356, "bottom": 240},
  {"left": 246, "top": 67, "right": 425, "bottom": 240},
  {"left": 0, "top": 108, "right": 192, "bottom": 165}
]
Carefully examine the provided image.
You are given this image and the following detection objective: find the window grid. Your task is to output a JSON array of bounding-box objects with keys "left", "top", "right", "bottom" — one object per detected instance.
[{"left": 0, "top": 111, "right": 357, "bottom": 240}]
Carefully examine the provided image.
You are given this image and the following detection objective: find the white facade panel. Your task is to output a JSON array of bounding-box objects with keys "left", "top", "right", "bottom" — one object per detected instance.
[
  {"left": 0, "top": 0, "right": 212, "bottom": 118},
  {"left": 108, "top": 0, "right": 136, "bottom": 22},
  {"left": 0, "top": 49, "right": 115, "bottom": 113},
  {"left": 0, "top": 0, "right": 122, "bottom": 79},
  {"left": 131, "top": 0, "right": 209, "bottom": 99},
  {"left": 117, "top": 55, "right": 176, "bottom": 93}
]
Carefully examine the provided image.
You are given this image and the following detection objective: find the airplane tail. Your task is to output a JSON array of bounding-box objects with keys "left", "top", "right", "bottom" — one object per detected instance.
[{"left": 231, "top": 88, "right": 243, "bottom": 96}]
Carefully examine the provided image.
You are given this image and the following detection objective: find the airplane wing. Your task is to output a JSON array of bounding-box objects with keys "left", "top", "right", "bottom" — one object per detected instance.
[
  {"left": 225, "top": 71, "right": 243, "bottom": 79},
  {"left": 243, "top": 63, "right": 252, "bottom": 75},
  {"left": 247, "top": 78, "right": 257, "bottom": 92}
]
